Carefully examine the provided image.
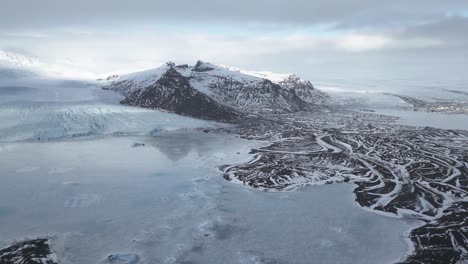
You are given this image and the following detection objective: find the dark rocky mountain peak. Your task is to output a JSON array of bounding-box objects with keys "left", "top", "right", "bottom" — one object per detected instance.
[
  {"left": 193, "top": 60, "right": 215, "bottom": 72},
  {"left": 121, "top": 67, "right": 243, "bottom": 122}
]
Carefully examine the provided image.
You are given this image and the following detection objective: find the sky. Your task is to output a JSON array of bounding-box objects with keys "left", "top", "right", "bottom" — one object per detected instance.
[{"left": 1, "top": 0, "right": 467, "bottom": 82}]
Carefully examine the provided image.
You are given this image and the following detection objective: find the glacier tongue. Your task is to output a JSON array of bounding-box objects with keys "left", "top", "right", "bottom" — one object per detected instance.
[
  {"left": 0, "top": 72, "right": 221, "bottom": 142},
  {"left": 0, "top": 101, "right": 216, "bottom": 142}
]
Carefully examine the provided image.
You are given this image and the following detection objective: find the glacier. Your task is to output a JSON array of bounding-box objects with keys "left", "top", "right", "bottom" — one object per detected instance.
[{"left": 1, "top": 58, "right": 468, "bottom": 264}]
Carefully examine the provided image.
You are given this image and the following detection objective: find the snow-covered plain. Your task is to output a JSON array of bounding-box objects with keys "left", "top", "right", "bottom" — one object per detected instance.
[{"left": 0, "top": 77, "right": 422, "bottom": 263}]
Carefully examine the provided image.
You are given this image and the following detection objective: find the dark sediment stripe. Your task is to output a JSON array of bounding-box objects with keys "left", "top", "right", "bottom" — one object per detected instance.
[
  {"left": 0, "top": 239, "right": 57, "bottom": 264},
  {"left": 220, "top": 111, "right": 468, "bottom": 264}
]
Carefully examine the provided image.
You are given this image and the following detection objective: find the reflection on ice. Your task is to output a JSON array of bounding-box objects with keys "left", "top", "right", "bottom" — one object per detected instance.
[{"left": 146, "top": 130, "right": 242, "bottom": 162}]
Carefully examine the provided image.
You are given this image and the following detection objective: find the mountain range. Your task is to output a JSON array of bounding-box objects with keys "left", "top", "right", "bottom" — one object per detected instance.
[{"left": 102, "top": 61, "right": 329, "bottom": 121}]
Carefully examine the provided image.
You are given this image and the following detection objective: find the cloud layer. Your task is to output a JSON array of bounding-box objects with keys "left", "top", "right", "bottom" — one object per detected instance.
[
  {"left": 2, "top": 0, "right": 467, "bottom": 28},
  {"left": 1, "top": 1, "right": 467, "bottom": 80}
]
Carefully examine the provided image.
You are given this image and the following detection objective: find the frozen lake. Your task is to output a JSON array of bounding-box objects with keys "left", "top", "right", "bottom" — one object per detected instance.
[{"left": 0, "top": 131, "right": 419, "bottom": 264}]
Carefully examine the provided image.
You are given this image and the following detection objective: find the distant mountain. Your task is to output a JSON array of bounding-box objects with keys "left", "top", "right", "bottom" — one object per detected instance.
[
  {"left": 0, "top": 50, "right": 42, "bottom": 80},
  {"left": 0, "top": 50, "right": 42, "bottom": 69},
  {"left": 102, "top": 61, "right": 329, "bottom": 121},
  {"left": 220, "top": 65, "right": 330, "bottom": 105},
  {"left": 278, "top": 75, "right": 330, "bottom": 104}
]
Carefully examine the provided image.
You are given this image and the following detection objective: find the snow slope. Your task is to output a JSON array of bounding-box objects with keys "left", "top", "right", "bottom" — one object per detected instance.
[
  {"left": 0, "top": 50, "right": 44, "bottom": 81},
  {"left": 0, "top": 50, "right": 43, "bottom": 69}
]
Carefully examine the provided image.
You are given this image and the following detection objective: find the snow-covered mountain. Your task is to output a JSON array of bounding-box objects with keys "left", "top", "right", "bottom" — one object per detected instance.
[
  {"left": 278, "top": 75, "right": 330, "bottom": 104},
  {"left": 102, "top": 61, "right": 329, "bottom": 121},
  {"left": 119, "top": 67, "right": 243, "bottom": 122},
  {"left": 220, "top": 65, "right": 330, "bottom": 104},
  {"left": 0, "top": 50, "right": 42, "bottom": 80},
  {"left": 0, "top": 50, "right": 42, "bottom": 69}
]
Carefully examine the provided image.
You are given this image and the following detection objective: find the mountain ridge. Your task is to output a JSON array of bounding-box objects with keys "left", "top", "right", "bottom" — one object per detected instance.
[
  {"left": 102, "top": 61, "right": 329, "bottom": 121},
  {"left": 120, "top": 67, "right": 244, "bottom": 122}
]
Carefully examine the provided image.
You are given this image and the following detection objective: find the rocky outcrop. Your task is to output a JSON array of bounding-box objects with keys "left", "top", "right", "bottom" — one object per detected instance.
[
  {"left": 278, "top": 74, "right": 330, "bottom": 104},
  {"left": 0, "top": 239, "right": 58, "bottom": 264}
]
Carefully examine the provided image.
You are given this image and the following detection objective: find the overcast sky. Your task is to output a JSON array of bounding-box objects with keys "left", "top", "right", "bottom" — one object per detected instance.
[{"left": 1, "top": 0, "right": 467, "bottom": 81}]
